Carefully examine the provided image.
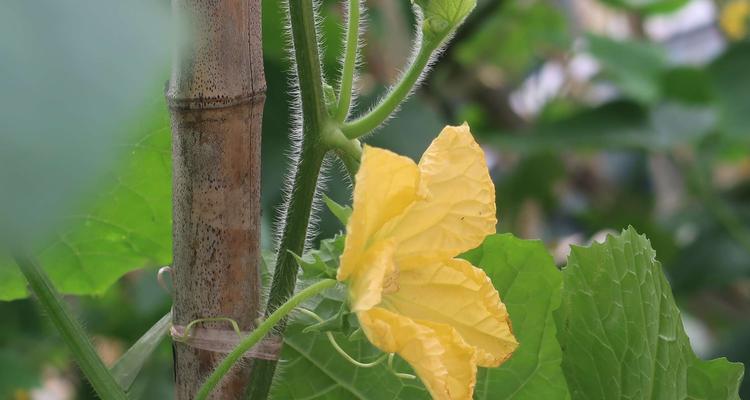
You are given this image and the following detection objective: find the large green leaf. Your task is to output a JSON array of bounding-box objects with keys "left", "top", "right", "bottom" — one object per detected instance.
[
  {"left": 271, "top": 230, "right": 429, "bottom": 399},
  {"left": 588, "top": 35, "right": 667, "bottom": 105},
  {"left": 463, "top": 234, "right": 570, "bottom": 399},
  {"left": 271, "top": 296, "right": 429, "bottom": 399},
  {"left": 0, "top": 0, "right": 170, "bottom": 244},
  {"left": 556, "top": 227, "right": 744, "bottom": 399},
  {"left": 0, "top": 103, "right": 172, "bottom": 300}
]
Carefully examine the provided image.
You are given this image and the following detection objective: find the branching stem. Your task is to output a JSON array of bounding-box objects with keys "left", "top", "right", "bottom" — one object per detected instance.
[{"left": 247, "top": 0, "right": 331, "bottom": 397}]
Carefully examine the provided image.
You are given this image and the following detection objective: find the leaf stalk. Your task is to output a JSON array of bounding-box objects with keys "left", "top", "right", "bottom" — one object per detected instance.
[
  {"left": 341, "top": 42, "right": 436, "bottom": 139},
  {"left": 13, "top": 252, "right": 129, "bottom": 400},
  {"left": 335, "top": 0, "right": 362, "bottom": 121}
]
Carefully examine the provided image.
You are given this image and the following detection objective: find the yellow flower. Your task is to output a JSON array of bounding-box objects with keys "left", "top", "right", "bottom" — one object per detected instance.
[
  {"left": 720, "top": 0, "right": 750, "bottom": 40},
  {"left": 337, "top": 124, "right": 518, "bottom": 400}
]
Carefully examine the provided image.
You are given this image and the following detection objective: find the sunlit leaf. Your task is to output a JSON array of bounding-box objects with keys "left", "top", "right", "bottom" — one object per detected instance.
[
  {"left": 414, "top": 0, "right": 476, "bottom": 46},
  {"left": 0, "top": 0, "right": 170, "bottom": 244},
  {"left": 271, "top": 297, "right": 430, "bottom": 399},
  {"left": 463, "top": 234, "right": 570, "bottom": 399},
  {"left": 556, "top": 227, "right": 744, "bottom": 399},
  {"left": 293, "top": 234, "right": 346, "bottom": 281},
  {"left": 323, "top": 195, "right": 352, "bottom": 226},
  {"left": 0, "top": 103, "right": 172, "bottom": 300}
]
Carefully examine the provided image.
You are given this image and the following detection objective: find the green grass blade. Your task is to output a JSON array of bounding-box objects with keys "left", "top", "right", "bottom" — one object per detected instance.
[{"left": 110, "top": 311, "right": 171, "bottom": 392}]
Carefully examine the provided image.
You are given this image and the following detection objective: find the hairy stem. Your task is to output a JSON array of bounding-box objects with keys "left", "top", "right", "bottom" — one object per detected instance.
[
  {"left": 195, "top": 279, "right": 337, "bottom": 400},
  {"left": 335, "top": 0, "right": 361, "bottom": 122},
  {"left": 341, "top": 42, "right": 435, "bottom": 139},
  {"left": 247, "top": 0, "right": 329, "bottom": 397},
  {"left": 13, "top": 252, "right": 129, "bottom": 400}
]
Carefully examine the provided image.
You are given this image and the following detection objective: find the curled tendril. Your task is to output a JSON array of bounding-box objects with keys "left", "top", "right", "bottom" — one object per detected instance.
[
  {"left": 174, "top": 317, "right": 242, "bottom": 342},
  {"left": 296, "top": 308, "right": 415, "bottom": 379},
  {"left": 157, "top": 266, "right": 173, "bottom": 296},
  {"left": 388, "top": 353, "right": 416, "bottom": 380}
]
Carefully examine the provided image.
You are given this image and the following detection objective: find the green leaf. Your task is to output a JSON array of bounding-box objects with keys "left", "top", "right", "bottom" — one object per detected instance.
[
  {"left": 463, "top": 234, "right": 570, "bottom": 399},
  {"left": 414, "top": 0, "right": 476, "bottom": 46},
  {"left": 293, "top": 234, "right": 346, "bottom": 280},
  {"left": 588, "top": 35, "right": 667, "bottom": 104},
  {"left": 0, "top": 1, "right": 170, "bottom": 245},
  {"left": 271, "top": 297, "right": 429, "bottom": 399},
  {"left": 261, "top": 250, "right": 274, "bottom": 288},
  {"left": 688, "top": 358, "right": 745, "bottom": 400},
  {"left": 593, "top": 0, "right": 688, "bottom": 15},
  {"left": 271, "top": 231, "right": 428, "bottom": 399},
  {"left": 556, "top": 227, "right": 744, "bottom": 399},
  {"left": 660, "top": 67, "right": 714, "bottom": 105},
  {"left": 110, "top": 312, "right": 171, "bottom": 392},
  {"left": 324, "top": 195, "right": 352, "bottom": 226},
  {"left": 0, "top": 349, "right": 40, "bottom": 398},
  {"left": 301, "top": 302, "right": 356, "bottom": 336},
  {"left": 709, "top": 42, "right": 750, "bottom": 142},
  {"left": 489, "top": 100, "right": 715, "bottom": 152},
  {"left": 668, "top": 216, "right": 750, "bottom": 295},
  {"left": 0, "top": 103, "right": 172, "bottom": 300},
  {"left": 13, "top": 253, "right": 128, "bottom": 399},
  {"left": 455, "top": 1, "right": 569, "bottom": 80}
]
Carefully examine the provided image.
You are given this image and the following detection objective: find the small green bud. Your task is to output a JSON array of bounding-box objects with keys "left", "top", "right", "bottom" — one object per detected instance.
[
  {"left": 423, "top": 18, "right": 451, "bottom": 41},
  {"left": 413, "top": 0, "right": 476, "bottom": 46},
  {"left": 323, "top": 83, "right": 338, "bottom": 117}
]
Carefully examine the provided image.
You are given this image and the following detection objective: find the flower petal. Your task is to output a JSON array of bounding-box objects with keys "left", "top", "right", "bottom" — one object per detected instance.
[
  {"left": 348, "top": 240, "right": 396, "bottom": 312},
  {"left": 358, "top": 307, "right": 477, "bottom": 400},
  {"left": 389, "top": 124, "right": 496, "bottom": 267},
  {"left": 338, "top": 146, "right": 420, "bottom": 281},
  {"left": 382, "top": 258, "right": 518, "bottom": 367}
]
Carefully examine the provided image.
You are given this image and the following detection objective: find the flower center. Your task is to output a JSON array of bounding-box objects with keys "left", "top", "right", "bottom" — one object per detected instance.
[{"left": 382, "top": 268, "right": 400, "bottom": 294}]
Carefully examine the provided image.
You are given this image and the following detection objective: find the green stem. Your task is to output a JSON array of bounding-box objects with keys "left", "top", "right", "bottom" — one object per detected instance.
[
  {"left": 341, "top": 42, "right": 435, "bottom": 139},
  {"left": 335, "top": 0, "right": 361, "bottom": 122},
  {"left": 13, "top": 252, "right": 129, "bottom": 400},
  {"left": 195, "top": 279, "right": 337, "bottom": 400},
  {"left": 296, "top": 308, "right": 388, "bottom": 368},
  {"left": 247, "top": 0, "right": 330, "bottom": 398}
]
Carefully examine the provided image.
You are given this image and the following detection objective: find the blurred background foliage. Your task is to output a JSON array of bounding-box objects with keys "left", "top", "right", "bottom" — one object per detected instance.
[{"left": 2, "top": 0, "right": 750, "bottom": 398}]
